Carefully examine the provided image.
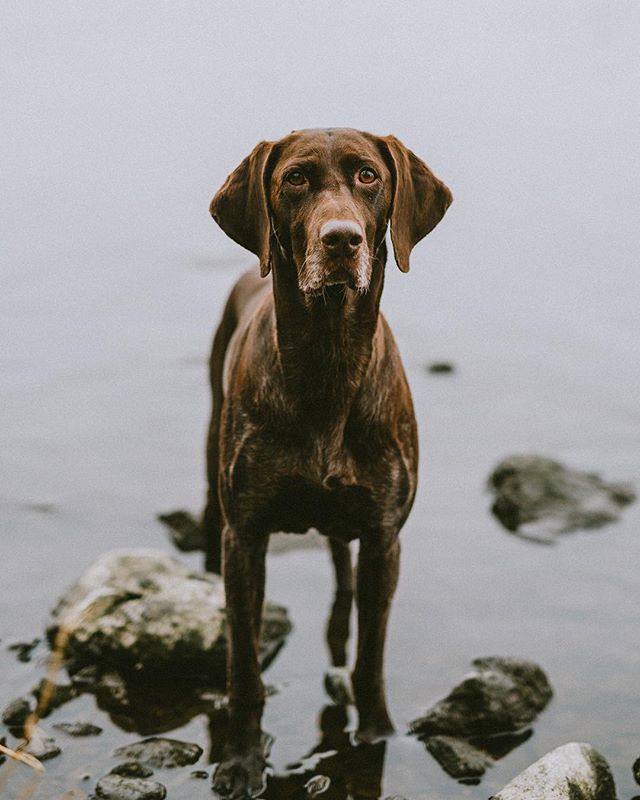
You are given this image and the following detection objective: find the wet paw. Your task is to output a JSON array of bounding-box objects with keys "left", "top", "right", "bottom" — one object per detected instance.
[
  {"left": 212, "top": 735, "right": 272, "bottom": 799},
  {"left": 355, "top": 713, "right": 395, "bottom": 744}
]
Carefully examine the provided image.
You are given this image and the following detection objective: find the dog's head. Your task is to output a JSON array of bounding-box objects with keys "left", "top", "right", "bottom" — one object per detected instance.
[{"left": 210, "top": 128, "right": 452, "bottom": 294}]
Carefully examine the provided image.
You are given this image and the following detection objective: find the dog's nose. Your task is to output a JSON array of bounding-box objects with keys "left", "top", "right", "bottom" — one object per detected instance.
[{"left": 320, "top": 220, "right": 364, "bottom": 257}]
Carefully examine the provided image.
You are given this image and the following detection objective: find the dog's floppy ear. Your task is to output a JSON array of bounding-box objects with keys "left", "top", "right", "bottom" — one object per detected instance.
[
  {"left": 210, "top": 140, "right": 274, "bottom": 277},
  {"left": 380, "top": 135, "right": 453, "bottom": 273}
]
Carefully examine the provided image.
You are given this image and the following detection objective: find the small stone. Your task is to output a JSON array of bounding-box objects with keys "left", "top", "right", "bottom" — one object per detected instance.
[
  {"left": 8, "top": 638, "right": 41, "bottom": 663},
  {"left": 24, "top": 726, "right": 61, "bottom": 761},
  {"left": 95, "top": 774, "right": 166, "bottom": 800},
  {"left": 111, "top": 762, "right": 154, "bottom": 778},
  {"left": 324, "top": 667, "right": 354, "bottom": 705},
  {"left": 425, "top": 735, "right": 493, "bottom": 780},
  {"left": 190, "top": 770, "right": 209, "bottom": 779},
  {"left": 633, "top": 755, "right": 640, "bottom": 785},
  {"left": 54, "top": 722, "right": 103, "bottom": 737},
  {"left": 113, "top": 737, "right": 203, "bottom": 768},
  {"left": 157, "top": 510, "right": 205, "bottom": 552},
  {"left": 427, "top": 362, "right": 455, "bottom": 374},
  {"left": 2, "top": 697, "right": 33, "bottom": 728},
  {"left": 490, "top": 742, "right": 615, "bottom": 799},
  {"left": 305, "top": 774, "right": 331, "bottom": 796}
]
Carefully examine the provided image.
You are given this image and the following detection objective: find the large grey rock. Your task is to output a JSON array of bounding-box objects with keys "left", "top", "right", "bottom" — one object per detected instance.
[
  {"left": 489, "top": 455, "right": 635, "bottom": 539},
  {"left": 47, "top": 549, "right": 291, "bottom": 682},
  {"left": 410, "top": 657, "right": 552, "bottom": 739},
  {"left": 490, "top": 742, "right": 615, "bottom": 799}
]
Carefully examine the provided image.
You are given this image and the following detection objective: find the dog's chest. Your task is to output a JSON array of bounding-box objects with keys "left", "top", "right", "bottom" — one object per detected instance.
[{"left": 223, "top": 418, "right": 411, "bottom": 538}]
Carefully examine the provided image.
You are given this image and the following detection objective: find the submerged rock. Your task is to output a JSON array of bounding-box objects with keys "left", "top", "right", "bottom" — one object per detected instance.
[
  {"left": 490, "top": 742, "right": 615, "bottom": 799},
  {"left": 113, "top": 736, "right": 203, "bottom": 768},
  {"left": 305, "top": 774, "right": 331, "bottom": 796},
  {"left": 488, "top": 455, "right": 635, "bottom": 539},
  {"left": 410, "top": 657, "right": 552, "bottom": 782},
  {"left": 47, "top": 549, "right": 291, "bottom": 683},
  {"left": 53, "top": 721, "right": 102, "bottom": 737},
  {"left": 24, "top": 726, "right": 61, "bottom": 761},
  {"left": 424, "top": 736, "right": 492, "bottom": 782},
  {"left": 410, "top": 657, "right": 552, "bottom": 739},
  {"left": 111, "top": 762, "right": 154, "bottom": 778},
  {"left": 2, "top": 697, "right": 33, "bottom": 729},
  {"left": 96, "top": 774, "right": 166, "bottom": 800},
  {"left": 427, "top": 361, "right": 455, "bottom": 374},
  {"left": 8, "top": 638, "right": 41, "bottom": 663},
  {"left": 32, "top": 679, "right": 79, "bottom": 715},
  {"left": 157, "top": 510, "right": 205, "bottom": 552}
]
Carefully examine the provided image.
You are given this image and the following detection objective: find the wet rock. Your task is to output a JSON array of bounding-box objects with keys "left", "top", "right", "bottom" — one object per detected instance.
[
  {"left": 634, "top": 755, "right": 640, "bottom": 785},
  {"left": 2, "top": 696, "right": 33, "bottom": 728},
  {"left": 490, "top": 742, "right": 615, "bottom": 799},
  {"left": 53, "top": 721, "right": 103, "bottom": 737},
  {"left": 24, "top": 726, "right": 61, "bottom": 761},
  {"left": 425, "top": 736, "right": 492, "bottom": 782},
  {"left": 8, "top": 638, "right": 41, "bottom": 663},
  {"left": 32, "top": 679, "right": 79, "bottom": 714},
  {"left": 305, "top": 774, "right": 331, "bottom": 795},
  {"left": 157, "top": 510, "right": 205, "bottom": 552},
  {"left": 324, "top": 667, "right": 354, "bottom": 705},
  {"left": 48, "top": 549, "right": 291, "bottom": 682},
  {"left": 111, "top": 762, "right": 154, "bottom": 778},
  {"left": 95, "top": 774, "right": 166, "bottom": 800},
  {"left": 410, "top": 657, "right": 552, "bottom": 739},
  {"left": 488, "top": 455, "right": 635, "bottom": 538},
  {"left": 427, "top": 361, "right": 455, "bottom": 374},
  {"left": 113, "top": 737, "right": 203, "bottom": 768}
]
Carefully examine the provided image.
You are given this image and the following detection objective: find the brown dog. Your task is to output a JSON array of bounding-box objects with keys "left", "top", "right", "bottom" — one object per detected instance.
[{"left": 204, "top": 128, "right": 451, "bottom": 797}]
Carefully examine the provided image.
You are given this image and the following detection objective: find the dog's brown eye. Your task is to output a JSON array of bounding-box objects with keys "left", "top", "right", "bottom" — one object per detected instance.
[
  {"left": 285, "top": 170, "right": 306, "bottom": 186},
  {"left": 358, "top": 168, "right": 378, "bottom": 184}
]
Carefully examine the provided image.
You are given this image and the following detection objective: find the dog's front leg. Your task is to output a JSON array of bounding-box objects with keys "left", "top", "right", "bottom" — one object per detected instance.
[
  {"left": 352, "top": 535, "right": 400, "bottom": 742},
  {"left": 213, "top": 524, "right": 269, "bottom": 799}
]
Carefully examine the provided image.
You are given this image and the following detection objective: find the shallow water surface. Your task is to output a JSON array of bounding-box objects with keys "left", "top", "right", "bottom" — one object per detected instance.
[{"left": 2, "top": 3, "right": 639, "bottom": 799}]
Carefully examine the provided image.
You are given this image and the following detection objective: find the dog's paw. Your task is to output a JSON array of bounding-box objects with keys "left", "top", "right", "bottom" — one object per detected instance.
[
  {"left": 355, "top": 711, "right": 395, "bottom": 744},
  {"left": 212, "top": 734, "right": 272, "bottom": 799}
]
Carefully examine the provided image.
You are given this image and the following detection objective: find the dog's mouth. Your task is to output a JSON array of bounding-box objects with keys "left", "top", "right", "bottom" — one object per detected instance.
[
  {"left": 299, "top": 245, "right": 371, "bottom": 296},
  {"left": 324, "top": 267, "right": 356, "bottom": 288}
]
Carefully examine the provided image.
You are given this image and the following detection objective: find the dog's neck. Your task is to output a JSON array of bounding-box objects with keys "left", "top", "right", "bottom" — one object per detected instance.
[{"left": 271, "top": 245, "right": 387, "bottom": 422}]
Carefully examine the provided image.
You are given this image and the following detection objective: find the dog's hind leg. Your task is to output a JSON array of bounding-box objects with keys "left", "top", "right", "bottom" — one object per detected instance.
[
  {"left": 202, "top": 296, "right": 238, "bottom": 574},
  {"left": 326, "top": 538, "right": 353, "bottom": 667},
  {"left": 352, "top": 534, "right": 400, "bottom": 742}
]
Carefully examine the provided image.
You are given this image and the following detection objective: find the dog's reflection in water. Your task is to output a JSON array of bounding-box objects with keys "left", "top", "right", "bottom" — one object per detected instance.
[{"left": 208, "top": 568, "right": 387, "bottom": 799}]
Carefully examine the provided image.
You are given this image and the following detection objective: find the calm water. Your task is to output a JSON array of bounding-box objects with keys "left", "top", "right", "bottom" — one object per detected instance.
[{"left": 2, "top": 3, "right": 640, "bottom": 798}]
